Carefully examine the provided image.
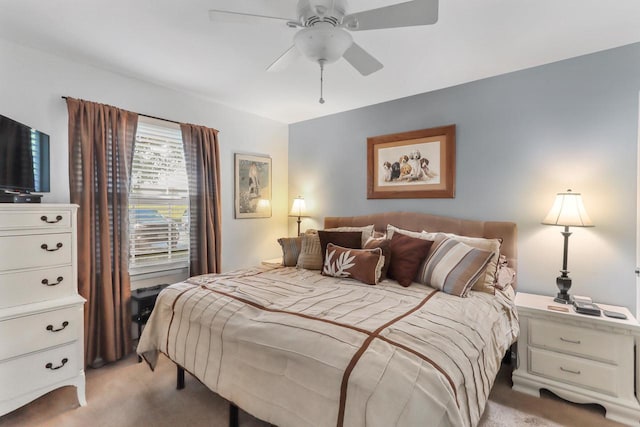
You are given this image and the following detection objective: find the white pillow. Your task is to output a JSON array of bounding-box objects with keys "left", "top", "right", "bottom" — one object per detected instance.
[{"left": 386, "top": 224, "right": 430, "bottom": 241}]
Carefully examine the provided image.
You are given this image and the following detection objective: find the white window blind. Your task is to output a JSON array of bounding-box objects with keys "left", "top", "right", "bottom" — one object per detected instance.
[{"left": 128, "top": 117, "right": 189, "bottom": 275}]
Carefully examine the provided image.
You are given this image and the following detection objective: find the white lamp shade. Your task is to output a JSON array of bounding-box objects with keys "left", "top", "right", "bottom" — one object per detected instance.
[
  {"left": 289, "top": 197, "right": 308, "bottom": 217},
  {"left": 542, "top": 190, "right": 594, "bottom": 227}
]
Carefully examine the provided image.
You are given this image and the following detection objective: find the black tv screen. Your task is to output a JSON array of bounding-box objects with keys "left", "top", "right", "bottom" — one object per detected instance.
[{"left": 0, "top": 114, "right": 50, "bottom": 193}]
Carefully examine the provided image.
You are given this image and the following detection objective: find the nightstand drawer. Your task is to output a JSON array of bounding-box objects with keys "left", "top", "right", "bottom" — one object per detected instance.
[
  {"left": 529, "top": 318, "right": 630, "bottom": 364},
  {"left": 529, "top": 347, "right": 619, "bottom": 396}
]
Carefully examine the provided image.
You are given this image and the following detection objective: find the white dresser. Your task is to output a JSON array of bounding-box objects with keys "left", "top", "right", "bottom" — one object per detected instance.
[
  {"left": 0, "top": 204, "right": 86, "bottom": 416},
  {"left": 512, "top": 292, "right": 640, "bottom": 425}
]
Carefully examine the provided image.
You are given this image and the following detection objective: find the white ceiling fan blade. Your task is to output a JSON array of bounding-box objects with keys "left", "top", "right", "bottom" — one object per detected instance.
[
  {"left": 343, "top": 43, "right": 383, "bottom": 76},
  {"left": 267, "top": 45, "right": 301, "bottom": 72},
  {"left": 343, "top": 0, "right": 439, "bottom": 31},
  {"left": 208, "top": 0, "right": 298, "bottom": 25}
]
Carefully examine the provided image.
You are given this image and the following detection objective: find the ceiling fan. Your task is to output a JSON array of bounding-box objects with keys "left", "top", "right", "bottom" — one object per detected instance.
[{"left": 209, "top": 0, "right": 439, "bottom": 103}]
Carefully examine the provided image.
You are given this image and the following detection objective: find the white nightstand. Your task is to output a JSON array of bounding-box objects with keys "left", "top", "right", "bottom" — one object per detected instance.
[{"left": 512, "top": 292, "right": 640, "bottom": 425}]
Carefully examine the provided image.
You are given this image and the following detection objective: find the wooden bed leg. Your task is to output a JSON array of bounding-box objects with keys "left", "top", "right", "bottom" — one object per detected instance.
[
  {"left": 229, "top": 402, "right": 239, "bottom": 427},
  {"left": 176, "top": 366, "right": 185, "bottom": 390}
]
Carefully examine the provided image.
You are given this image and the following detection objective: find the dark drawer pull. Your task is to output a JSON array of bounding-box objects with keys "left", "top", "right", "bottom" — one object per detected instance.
[
  {"left": 42, "top": 276, "right": 64, "bottom": 286},
  {"left": 560, "top": 337, "right": 581, "bottom": 344},
  {"left": 46, "top": 321, "right": 69, "bottom": 332},
  {"left": 41, "top": 243, "right": 63, "bottom": 252},
  {"left": 41, "top": 215, "right": 63, "bottom": 224},
  {"left": 45, "top": 358, "right": 68, "bottom": 370},
  {"left": 560, "top": 366, "right": 581, "bottom": 375}
]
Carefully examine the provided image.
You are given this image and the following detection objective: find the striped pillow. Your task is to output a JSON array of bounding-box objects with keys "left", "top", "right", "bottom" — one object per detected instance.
[
  {"left": 417, "top": 234, "right": 494, "bottom": 297},
  {"left": 296, "top": 233, "right": 323, "bottom": 270},
  {"left": 277, "top": 237, "right": 302, "bottom": 266}
]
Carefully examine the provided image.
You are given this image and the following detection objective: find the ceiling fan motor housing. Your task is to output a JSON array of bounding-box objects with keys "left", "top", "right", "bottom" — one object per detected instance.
[{"left": 296, "top": 0, "right": 348, "bottom": 24}]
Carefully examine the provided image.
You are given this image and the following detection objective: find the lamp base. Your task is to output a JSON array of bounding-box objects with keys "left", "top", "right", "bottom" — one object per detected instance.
[
  {"left": 554, "top": 274, "right": 572, "bottom": 305},
  {"left": 554, "top": 294, "right": 572, "bottom": 304}
]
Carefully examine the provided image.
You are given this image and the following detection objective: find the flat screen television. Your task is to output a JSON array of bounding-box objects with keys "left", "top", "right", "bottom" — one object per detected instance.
[{"left": 0, "top": 114, "right": 50, "bottom": 194}]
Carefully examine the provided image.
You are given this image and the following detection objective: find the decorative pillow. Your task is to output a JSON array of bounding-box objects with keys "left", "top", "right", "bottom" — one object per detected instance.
[
  {"left": 495, "top": 255, "right": 516, "bottom": 290},
  {"left": 387, "top": 233, "right": 433, "bottom": 287},
  {"left": 277, "top": 237, "right": 302, "bottom": 266},
  {"left": 417, "top": 234, "right": 495, "bottom": 297},
  {"left": 387, "top": 224, "right": 430, "bottom": 241},
  {"left": 363, "top": 237, "right": 391, "bottom": 279},
  {"left": 322, "top": 243, "right": 384, "bottom": 285},
  {"left": 296, "top": 233, "right": 323, "bottom": 270},
  {"left": 317, "top": 230, "right": 362, "bottom": 265},
  {"left": 422, "top": 231, "right": 501, "bottom": 295},
  {"left": 324, "top": 225, "right": 375, "bottom": 246}
]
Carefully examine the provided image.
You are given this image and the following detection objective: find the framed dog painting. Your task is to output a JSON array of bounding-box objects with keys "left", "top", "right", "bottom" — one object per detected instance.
[
  {"left": 367, "top": 125, "right": 456, "bottom": 199},
  {"left": 235, "top": 153, "right": 272, "bottom": 218}
]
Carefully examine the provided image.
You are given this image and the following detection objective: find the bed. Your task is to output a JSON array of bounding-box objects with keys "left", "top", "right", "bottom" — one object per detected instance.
[{"left": 137, "top": 212, "right": 519, "bottom": 427}]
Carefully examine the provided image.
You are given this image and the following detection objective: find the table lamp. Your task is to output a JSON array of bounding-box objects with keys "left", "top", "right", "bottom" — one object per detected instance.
[
  {"left": 542, "top": 189, "right": 594, "bottom": 304},
  {"left": 289, "top": 196, "right": 309, "bottom": 236}
]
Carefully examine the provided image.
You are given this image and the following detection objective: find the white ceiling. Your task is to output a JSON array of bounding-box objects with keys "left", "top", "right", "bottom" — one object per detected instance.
[{"left": 1, "top": 0, "right": 640, "bottom": 124}]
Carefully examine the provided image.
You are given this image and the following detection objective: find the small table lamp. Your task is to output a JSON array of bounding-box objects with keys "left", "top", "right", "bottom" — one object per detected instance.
[
  {"left": 542, "top": 189, "right": 594, "bottom": 304},
  {"left": 289, "top": 196, "right": 309, "bottom": 236}
]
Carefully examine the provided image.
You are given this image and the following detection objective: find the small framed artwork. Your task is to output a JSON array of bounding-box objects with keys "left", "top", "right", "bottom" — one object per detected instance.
[
  {"left": 234, "top": 153, "right": 272, "bottom": 218},
  {"left": 367, "top": 125, "right": 456, "bottom": 199}
]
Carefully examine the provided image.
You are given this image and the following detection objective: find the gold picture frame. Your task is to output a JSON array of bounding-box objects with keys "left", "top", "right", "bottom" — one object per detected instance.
[{"left": 367, "top": 125, "right": 456, "bottom": 199}]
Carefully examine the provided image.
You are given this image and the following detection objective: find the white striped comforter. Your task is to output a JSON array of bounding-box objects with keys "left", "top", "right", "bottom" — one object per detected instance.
[{"left": 138, "top": 265, "right": 519, "bottom": 427}]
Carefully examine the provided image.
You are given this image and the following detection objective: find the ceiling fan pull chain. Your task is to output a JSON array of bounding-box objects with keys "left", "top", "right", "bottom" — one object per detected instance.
[{"left": 319, "top": 60, "right": 325, "bottom": 104}]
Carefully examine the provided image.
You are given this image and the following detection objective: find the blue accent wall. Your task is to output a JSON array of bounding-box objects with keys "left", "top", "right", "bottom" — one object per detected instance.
[{"left": 289, "top": 43, "right": 640, "bottom": 312}]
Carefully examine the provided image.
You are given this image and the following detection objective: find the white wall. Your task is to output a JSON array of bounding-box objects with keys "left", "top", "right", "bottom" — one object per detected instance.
[
  {"left": 289, "top": 43, "right": 640, "bottom": 313},
  {"left": 0, "top": 38, "right": 288, "bottom": 274}
]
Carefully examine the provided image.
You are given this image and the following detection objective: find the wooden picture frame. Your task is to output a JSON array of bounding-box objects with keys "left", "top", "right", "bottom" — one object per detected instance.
[
  {"left": 367, "top": 125, "right": 456, "bottom": 199},
  {"left": 234, "top": 153, "right": 272, "bottom": 218}
]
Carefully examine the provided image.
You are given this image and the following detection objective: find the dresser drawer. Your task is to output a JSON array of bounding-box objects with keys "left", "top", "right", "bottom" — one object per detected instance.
[
  {"left": 529, "top": 347, "right": 620, "bottom": 396},
  {"left": 0, "top": 305, "right": 82, "bottom": 360},
  {"left": 0, "top": 342, "right": 80, "bottom": 401},
  {"left": 0, "top": 233, "right": 72, "bottom": 271},
  {"left": 0, "top": 209, "right": 72, "bottom": 231},
  {"left": 0, "top": 266, "right": 74, "bottom": 308},
  {"left": 528, "top": 318, "right": 631, "bottom": 364}
]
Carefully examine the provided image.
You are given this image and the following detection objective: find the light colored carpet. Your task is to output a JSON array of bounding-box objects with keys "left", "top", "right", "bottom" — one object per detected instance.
[{"left": 0, "top": 354, "right": 625, "bottom": 427}]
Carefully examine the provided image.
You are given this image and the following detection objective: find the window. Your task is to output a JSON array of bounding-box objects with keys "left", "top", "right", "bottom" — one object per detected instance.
[{"left": 128, "top": 117, "right": 189, "bottom": 275}]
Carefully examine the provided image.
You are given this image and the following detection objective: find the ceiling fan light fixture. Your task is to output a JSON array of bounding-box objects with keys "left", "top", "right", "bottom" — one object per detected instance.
[{"left": 294, "top": 25, "right": 353, "bottom": 64}]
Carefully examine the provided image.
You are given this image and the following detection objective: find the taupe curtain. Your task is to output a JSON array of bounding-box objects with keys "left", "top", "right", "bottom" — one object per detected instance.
[
  {"left": 67, "top": 98, "right": 138, "bottom": 366},
  {"left": 180, "top": 123, "right": 222, "bottom": 275}
]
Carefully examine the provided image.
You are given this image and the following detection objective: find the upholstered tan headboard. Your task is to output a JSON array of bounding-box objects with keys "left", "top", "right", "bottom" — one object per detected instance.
[{"left": 324, "top": 211, "right": 517, "bottom": 289}]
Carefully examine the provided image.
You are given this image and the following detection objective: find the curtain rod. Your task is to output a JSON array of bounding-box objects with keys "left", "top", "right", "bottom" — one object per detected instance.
[{"left": 61, "top": 96, "right": 181, "bottom": 126}]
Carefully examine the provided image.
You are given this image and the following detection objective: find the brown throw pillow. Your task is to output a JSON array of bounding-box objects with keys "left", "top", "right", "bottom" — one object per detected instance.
[
  {"left": 277, "top": 237, "right": 302, "bottom": 266},
  {"left": 324, "top": 225, "right": 375, "bottom": 246},
  {"left": 387, "top": 233, "right": 433, "bottom": 287},
  {"left": 317, "top": 230, "right": 362, "bottom": 265},
  {"left": 363, "top": 237, "right": 391, "bottom": 279},
  {"left": 322, "top": 243, "right": 384, "bottom": 285}
]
